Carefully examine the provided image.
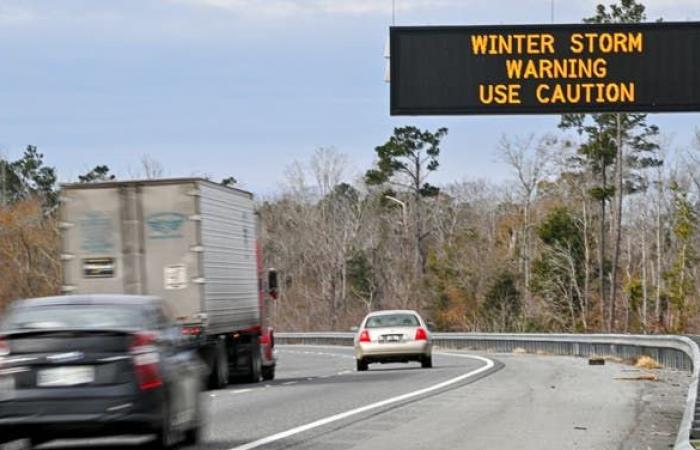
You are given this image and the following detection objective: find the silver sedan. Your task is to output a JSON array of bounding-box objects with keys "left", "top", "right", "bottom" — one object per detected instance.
[{"left": 353, "top": 310, "right": 433, "bottom": 371}]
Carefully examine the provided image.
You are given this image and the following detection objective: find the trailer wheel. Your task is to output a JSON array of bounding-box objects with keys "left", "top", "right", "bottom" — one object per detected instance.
[
  {"left": 208, "top": 339, "right": 229, "bottom": 390},
  {"left": 246, "top": 337, "right": 262, "bottom": 383}
]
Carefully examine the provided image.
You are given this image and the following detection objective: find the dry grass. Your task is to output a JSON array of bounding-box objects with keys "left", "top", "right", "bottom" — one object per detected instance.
[
  {"left": 0, "top": 199, "right": 60, "bottom": 313},
  {"left": 634, "top": 355, "right": 663, "bottom": 370}
]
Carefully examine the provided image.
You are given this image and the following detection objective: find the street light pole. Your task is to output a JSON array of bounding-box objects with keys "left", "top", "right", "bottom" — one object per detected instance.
[
  {"left": 550, "top": 0, "right": 555, "bottom": 23},
  {"left": 1, "top": 157, "right": 6, "bottom": 207}
]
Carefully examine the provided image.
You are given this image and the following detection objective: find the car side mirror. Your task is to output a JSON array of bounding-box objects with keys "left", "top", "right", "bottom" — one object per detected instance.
[
  {"left": 350, "top": 326, "right": 359, "bottom": 332},
  {"left": 426, "top": 322, "right": 436, "bottom": 332},
  {"left": 268, "top": 268, "right": 279, "bottom": 300}
]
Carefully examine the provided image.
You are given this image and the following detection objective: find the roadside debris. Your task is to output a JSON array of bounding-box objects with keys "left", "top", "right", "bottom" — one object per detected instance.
[
  {"left": 634, "top": 355, "right": 663, "bottom": 370},
  {"left": 589, "top": 357, "right": 605, "bottom": 366},
  {"left": 615, "top": 373, "right": 658, "bottom": 382},
  {"left": 603, "top": 355, "right": 625, "bottom": 363}
]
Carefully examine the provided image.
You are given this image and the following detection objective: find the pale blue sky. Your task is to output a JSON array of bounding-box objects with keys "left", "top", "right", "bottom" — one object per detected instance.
[{"left": 1, "top": 0, "right": 699, "bottom": 195}]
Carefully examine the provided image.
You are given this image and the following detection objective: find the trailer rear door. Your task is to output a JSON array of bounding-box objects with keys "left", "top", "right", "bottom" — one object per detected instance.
[{"left": 61, "top": 181, "right": 204, "bottom": 323}]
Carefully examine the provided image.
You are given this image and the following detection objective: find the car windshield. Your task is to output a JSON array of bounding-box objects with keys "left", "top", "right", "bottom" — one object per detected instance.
[
  {"left": 2, "top": 305, "right": 148, "bottom": 332},
  {"left": 364, "top": 314, "right": 420, "bottom": 329}
]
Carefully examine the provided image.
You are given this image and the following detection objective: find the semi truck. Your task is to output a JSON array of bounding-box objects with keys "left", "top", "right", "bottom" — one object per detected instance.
[{"left": 58, "top": 178, "right": 278, "bottom": 389}]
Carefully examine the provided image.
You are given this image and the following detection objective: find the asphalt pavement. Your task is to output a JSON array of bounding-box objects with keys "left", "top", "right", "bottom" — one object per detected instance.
[{"left": 8, "top": 344, "right": 690, "bottom": 450}]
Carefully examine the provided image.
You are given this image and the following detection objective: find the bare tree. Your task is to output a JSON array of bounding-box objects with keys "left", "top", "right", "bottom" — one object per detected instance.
[
  {"left": 310, "top": 147, "right": 347, "bottom": 198},
  {"left": 140, "top": 155, "right": 164, "bottom": 179},
  {"left": 128, "top": 154, "right": 164, "bottom": 180},
  {"left": 497, "top": 134, "right": 553, "bottom": 300}
]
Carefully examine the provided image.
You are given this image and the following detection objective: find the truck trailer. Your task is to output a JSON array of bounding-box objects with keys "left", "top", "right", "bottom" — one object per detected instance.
[{"left": 59, "top": 178, "right": 277, "bottom": 389}]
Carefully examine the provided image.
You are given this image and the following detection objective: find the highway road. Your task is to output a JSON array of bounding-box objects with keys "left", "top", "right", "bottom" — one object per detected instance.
[{"left": 16, "top": 344, "right": 689, "bottom": 450}]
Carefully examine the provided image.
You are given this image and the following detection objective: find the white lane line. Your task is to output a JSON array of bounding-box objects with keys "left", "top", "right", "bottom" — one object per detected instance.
[
  {"left": 230, "top": 389, "right": 253, "bottom": 395},
  {"left": 227, "top": 353, "right": 494, "bottom": 450},
  {"left": 278, "top": 349, "right": 355, "bottom": 360},
  {"left": 283, "top": 381, "right": 297, "bottom": 385}
]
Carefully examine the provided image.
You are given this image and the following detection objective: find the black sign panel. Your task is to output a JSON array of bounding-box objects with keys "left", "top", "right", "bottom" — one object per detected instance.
[{"left": 390, "top": 22, "right": 700, "bottom": 115}]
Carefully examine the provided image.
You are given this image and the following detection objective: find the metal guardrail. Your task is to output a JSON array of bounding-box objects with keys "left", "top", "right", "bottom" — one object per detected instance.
[{"left": 276, "top": 332, "right": 700, "bottom": 450}]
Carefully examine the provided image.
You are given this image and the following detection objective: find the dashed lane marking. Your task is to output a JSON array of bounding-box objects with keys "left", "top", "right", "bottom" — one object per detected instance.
[{"left": 279, "top": 349, "right": 355, "bottom": 360}]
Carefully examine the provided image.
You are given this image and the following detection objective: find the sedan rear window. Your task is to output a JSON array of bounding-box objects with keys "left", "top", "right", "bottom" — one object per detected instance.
[
  {"left": 365, "top": 314, "right": 420, "bottom": 328},
  {"left": 2, "top": 305, "right": 148, "bottom": 332}
]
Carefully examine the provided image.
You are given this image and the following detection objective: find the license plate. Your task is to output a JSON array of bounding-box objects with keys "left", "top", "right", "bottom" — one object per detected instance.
[
  {"left": 38, "top": 366, "right": 94, "bottom": 387},
  {"left": 0, "top": 376, "right": 13, "bottom": 389},
  {"left": 381, "top": 335, "right": 402, "bottom": 343},
  {"left": 0, "top": 376, "right": 14, "bottom": 399}
]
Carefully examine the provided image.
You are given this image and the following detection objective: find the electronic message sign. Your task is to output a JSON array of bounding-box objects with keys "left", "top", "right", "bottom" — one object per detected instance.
[{"left": 390, "top": 22, "right": 700, "bottom": 115}]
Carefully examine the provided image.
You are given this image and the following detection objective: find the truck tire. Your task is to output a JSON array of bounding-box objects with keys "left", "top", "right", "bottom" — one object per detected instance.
[
  {"left": 261, "top": 364, "right": 275, "bottom": 381},
  {"left": 208, "top": 339, "right": 229, "bottom": 390},
  {"left": 246, "top": 337, "right": 262, "bottom": 383}
]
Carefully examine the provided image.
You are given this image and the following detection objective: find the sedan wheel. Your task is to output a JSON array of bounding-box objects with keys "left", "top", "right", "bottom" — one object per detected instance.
[
  {"left": 154, "top": 403, "right": 180, "bottom": 450},
  {"left": 183, "top": 414, "right": 202, "bottom": 446},
  {"left": 421, "top": 355, "right": 433, "bottom": 369},
  {"left": 356, "top": 358, "right": 368, "bottom": 371},
  {"left": 183, "top": 391, "right": 203, "bottom": 446}
]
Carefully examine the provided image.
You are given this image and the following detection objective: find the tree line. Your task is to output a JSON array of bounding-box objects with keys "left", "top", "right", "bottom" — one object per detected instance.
[{"left": 1, "top": 127, "right": 698, "bottom": 333}]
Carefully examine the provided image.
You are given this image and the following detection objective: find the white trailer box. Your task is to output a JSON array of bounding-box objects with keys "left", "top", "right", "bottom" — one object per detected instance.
[{"left": 60, "top": 178, "right": 261, "bottom": 336}]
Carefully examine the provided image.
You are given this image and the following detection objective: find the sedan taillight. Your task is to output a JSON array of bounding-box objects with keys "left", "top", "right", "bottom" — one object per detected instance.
[
  {"left": 415, "top": 328, "right": 428, "bottom": 341},
  {"left": 359, "top": 329, "right": 371, "bottom": 343},
  {"left": 130, "top": 332, "right": 163, "bottom": 390}
]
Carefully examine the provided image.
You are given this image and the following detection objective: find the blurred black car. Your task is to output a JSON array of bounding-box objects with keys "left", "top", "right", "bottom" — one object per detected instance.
[{"left": 0, "top": 294, "right": 205, "bottom": 449}]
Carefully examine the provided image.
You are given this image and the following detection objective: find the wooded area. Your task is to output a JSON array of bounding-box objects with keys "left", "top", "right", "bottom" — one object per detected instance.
[
  {"left": 2, "top": 123, "right": 700, "bottom": 334},
  {"left": 0, "top": 0, "right": 697, "bottom": 334},
  {"left": 260, "top": 121, "right": 700, "bottom": 334}
]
